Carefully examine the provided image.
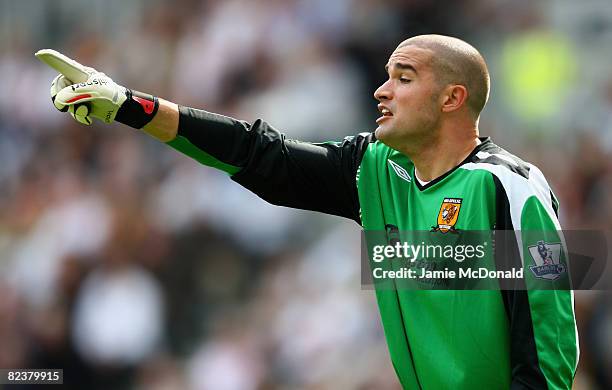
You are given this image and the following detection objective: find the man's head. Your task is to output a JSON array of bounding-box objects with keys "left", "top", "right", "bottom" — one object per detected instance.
[{"left": 374, "top": 35, "right": 490, "bottom": 147}]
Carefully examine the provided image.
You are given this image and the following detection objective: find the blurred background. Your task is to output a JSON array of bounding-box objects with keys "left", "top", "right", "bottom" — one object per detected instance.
[{"left": 0, "top": 0, "right": 611, "bottom": 388}]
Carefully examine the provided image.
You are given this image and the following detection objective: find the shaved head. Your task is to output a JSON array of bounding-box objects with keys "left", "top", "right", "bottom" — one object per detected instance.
[{"left": 398, "top": 35, "right": 490, "bottom": 118}]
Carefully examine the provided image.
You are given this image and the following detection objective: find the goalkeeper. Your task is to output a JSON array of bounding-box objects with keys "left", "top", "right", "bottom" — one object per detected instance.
[{"left": 39, "top": 35, "right": 578, "bottom": 389}]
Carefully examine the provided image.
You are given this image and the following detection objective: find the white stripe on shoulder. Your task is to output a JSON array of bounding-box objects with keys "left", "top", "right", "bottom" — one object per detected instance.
[
  {"left": 460, "top": 162, "right": 561, "bottom": 267},
  {"left": 460, "top": 162, "right": 560, "bottom": 231},
  {"left": 475, "top": 151, "right": 519, "bottom": 166}
]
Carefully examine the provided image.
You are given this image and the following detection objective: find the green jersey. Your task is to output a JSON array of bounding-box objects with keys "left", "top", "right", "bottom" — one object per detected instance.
[
  {"left": 358, "top": 140, "right": 577, "bottom": 389},
  {"left": 168, "top": 107, "right": 578, "bottom": 389}
]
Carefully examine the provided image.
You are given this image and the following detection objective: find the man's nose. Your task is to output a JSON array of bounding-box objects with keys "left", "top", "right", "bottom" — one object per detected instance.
[{"left": 374, "top": 79, "right": 392, "bottom": 101}]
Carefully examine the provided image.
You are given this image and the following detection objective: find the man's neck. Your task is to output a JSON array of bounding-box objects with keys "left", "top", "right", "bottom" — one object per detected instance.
[{"left": 405, "top": 129, "right": 481, "bottom": 182}]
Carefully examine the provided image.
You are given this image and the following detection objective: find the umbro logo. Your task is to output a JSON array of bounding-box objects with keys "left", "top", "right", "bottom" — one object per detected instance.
[{"left": 388, "top": 160, "right": 412, "bottom": 183}]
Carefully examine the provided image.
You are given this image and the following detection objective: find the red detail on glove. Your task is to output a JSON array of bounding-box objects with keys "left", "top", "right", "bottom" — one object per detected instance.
[
  {"left": 133, "top": 96, "right": 155, "bottom": 114},
  {"left": 66, "top": 94, "right": 92, "bottom": 103}
]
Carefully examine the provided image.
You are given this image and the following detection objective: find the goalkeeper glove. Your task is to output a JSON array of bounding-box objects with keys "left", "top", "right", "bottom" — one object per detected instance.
[{"left": 36, "top": 49, "right": 159, "bottom": 129}]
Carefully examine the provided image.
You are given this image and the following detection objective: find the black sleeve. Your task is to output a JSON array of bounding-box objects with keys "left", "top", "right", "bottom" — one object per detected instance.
[{"left": 175, "top": 106, "right": 375, "bottom": 224}]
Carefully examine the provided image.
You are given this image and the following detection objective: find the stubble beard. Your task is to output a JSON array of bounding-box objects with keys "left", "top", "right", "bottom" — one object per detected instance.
[{"left": 377, "top": 111, "right": 440, "bottom": 155}]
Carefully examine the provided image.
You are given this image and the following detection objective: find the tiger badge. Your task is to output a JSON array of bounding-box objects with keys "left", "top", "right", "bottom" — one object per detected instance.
[{"left": 431, "top": 198, "right": 462, "bottom": 233}]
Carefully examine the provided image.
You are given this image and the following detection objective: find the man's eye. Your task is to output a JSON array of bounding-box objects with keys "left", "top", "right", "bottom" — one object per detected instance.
[{"left": 399, "top": 78, "right": 411, "bottom": 84}]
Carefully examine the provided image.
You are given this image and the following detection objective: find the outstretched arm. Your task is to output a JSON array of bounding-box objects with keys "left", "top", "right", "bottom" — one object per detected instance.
[
  {"left": 163, "top": 105, "right": 374, "bottom": 222},
  {"left": 37, "top": 49, "right": 374, "bottom": 223}
]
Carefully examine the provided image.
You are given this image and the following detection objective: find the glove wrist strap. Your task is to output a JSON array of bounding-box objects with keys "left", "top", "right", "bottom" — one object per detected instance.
[{"left": 115, "top": 89, "right": 159, "bottom": 129}]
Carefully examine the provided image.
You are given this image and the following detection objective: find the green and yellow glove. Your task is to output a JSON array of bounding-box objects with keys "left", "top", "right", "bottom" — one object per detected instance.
[{"left": 36, "top": 49, "right": 159, "bottom": 129}]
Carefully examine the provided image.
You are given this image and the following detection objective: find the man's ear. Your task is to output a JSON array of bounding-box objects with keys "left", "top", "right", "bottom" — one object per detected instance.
[{"left": 441, "top": 84, "right": 468, "bottom": 113}]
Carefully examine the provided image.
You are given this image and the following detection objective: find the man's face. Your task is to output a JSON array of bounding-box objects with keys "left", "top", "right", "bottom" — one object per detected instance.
[{"left": 374, "top": 45, "right": 443, "bottom": 147}]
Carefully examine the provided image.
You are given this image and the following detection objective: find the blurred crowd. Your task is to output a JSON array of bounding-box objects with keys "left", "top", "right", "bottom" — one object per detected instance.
[{"left": 0, "top": 0, "right": 611, "bottom": 389}]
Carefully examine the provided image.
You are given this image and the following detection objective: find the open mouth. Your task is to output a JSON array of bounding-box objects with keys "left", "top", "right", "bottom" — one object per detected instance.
[{"left": 377, "top": 106, "right": 393, "bottom": 124}]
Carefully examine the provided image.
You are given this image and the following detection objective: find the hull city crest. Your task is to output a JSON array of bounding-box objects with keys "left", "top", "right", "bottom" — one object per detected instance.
[{"left": 431, "top": 198, "right": 462, "bottom": 233}]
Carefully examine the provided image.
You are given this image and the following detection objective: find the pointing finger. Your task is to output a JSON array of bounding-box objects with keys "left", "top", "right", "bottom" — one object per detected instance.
[{"left": 35, "top": 49, "right": 91, "bottom": 83}]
